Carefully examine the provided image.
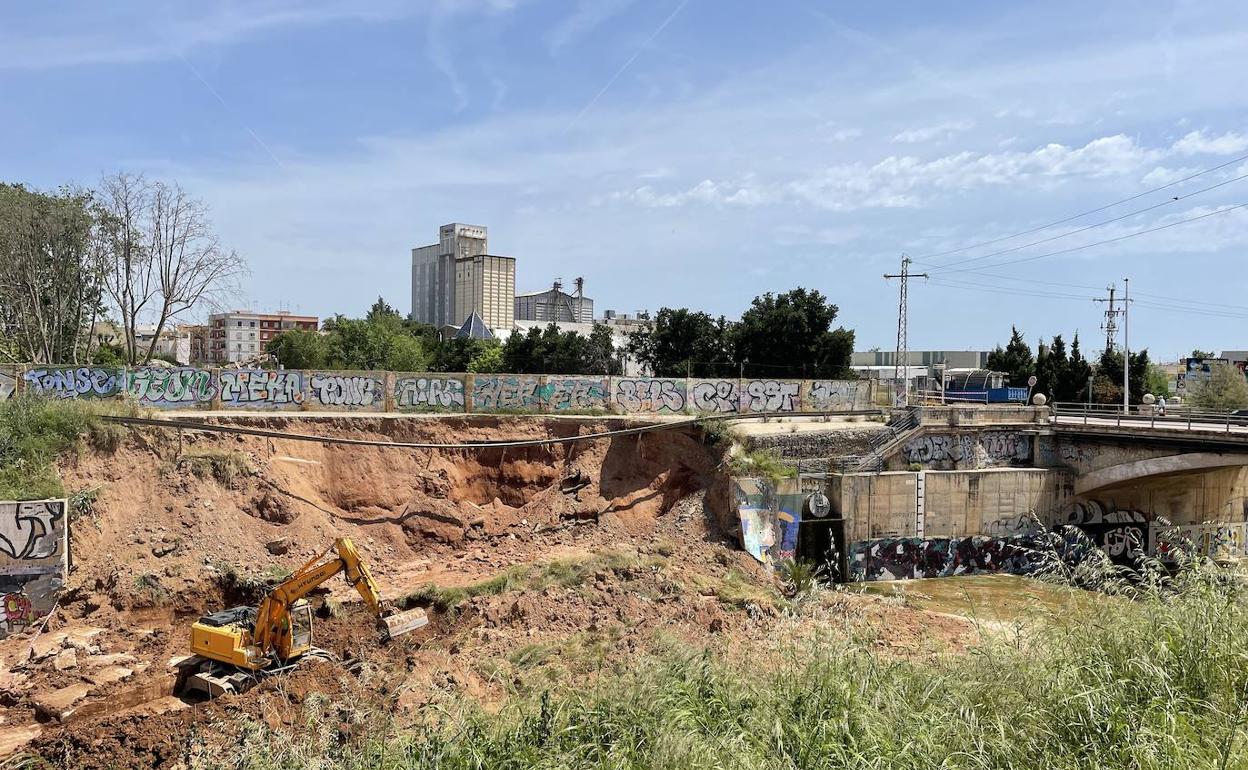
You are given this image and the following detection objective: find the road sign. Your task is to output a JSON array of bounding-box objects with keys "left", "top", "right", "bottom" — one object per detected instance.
[{"left": 1027, "top": 375, "right": 1038, "bottom": 387}]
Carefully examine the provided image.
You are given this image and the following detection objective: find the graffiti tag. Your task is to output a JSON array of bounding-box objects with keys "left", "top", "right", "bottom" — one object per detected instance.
[
  {"left": 691, "top": 380, "right": 738, "bottom": 413},
  {"left": 473, "top": 376, "right": 540, "bottom": 411},
  {"left": 808, "top": 380, "right": 860, "bottom": 411},
  {"left": 614, "top": 379, "right": 686, "bottom": 413},
  {"left": 218, "top": 370, "right": 304, "bottom": 407},
  {"left": 0, "top": 501, "right": 64, "bottom": 560},
  {"left": 309, "top": 374, "right": 383, "bottom": 408},
  {"left": 127, "top": 367, "right": 216, "bottom": 406},
  {"left": 740, "top": 380, "right": 800, "bottom": 413},
  {"left": 542, "top": 378, "right": 608, "bottom": 411},
  {"left": 23, "top": 367, "right": 123, "bottom": 399},
  {"left": 2, "top": 592, "right": 32, "bottom": 630},
  {"left": 394, "top": 376, "right": 465, "bottom": 410}
]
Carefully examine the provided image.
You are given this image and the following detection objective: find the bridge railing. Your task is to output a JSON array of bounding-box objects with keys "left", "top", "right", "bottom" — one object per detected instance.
[{"left": 1052, "top": 402, "right": 1248, "bottom": 432}]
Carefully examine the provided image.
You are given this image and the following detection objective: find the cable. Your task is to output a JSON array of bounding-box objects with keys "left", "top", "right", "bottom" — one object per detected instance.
[
  {"left": 916, "top": 149, "right": 1248, "bottom": 261},
  {"left": 924, "top": 277, "right": 1095, "bottom": 302},
  {"left": 922, "top": 171, "right": 1248, "bottom": 272},
  {"left": 102, "top": 409, "right": 882, "bottom": 450},
  {"left": 934, "top": 202, "right": 1248, "bottom": 274}
]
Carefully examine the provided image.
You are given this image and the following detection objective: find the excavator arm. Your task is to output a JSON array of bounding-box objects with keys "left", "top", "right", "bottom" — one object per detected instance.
[{"left": 248, "top": 538, "right": 427, "bottom": 663}]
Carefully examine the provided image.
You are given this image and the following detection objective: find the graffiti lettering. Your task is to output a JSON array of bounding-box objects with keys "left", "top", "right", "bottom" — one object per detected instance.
[
  {"left": 0, "top": 501, "right": 64, "bottom": 561},
  {"left": 808, "top": 380, "right": 860, "bottom": 411},
  {"left": 849, "top": 535, "right": 1040, "bottom": 581},
  {"left": 394, "top": 376, "right": 465, "bottom": 411},
  {"left": 691, "top": 380, "right": 738, "bottom": 413},
  {"left": 614, "top": 379, "right": 686, "bottom": 413},
  {"left": 741, "top": 380, "right": 800, "bottom": 413},
  {"left": 218, "top": 370, "right": 304, "bottom": 407},
  {"left": 1151, "top": 522, "right": 1247, "bottom": 562},
  {"left": 473, "top": 375, "right": 540, "bottom": 412},
  {"left": 127, "top": 368, "right": 216, "bottom": 406},
  {"left": 542, "top": 378, "right": 607, "bottom": 412},
  {"left": 904, "top": 432, "right": 1031, "bottom": 467},
  {"left": 0, "top": 368, "right": 15, "bottom": 401},
  {"left": 2, "top": 592, "right": 32, "bottom": 631},
  {"left": 309, "top": 374, "right": 383, "bottom": 408},
  {"left": 23, "top": 367, "right": 123, "bottom": 399},
  {"left": 980, "top": 432, "right": 1031, "bottom": 463}
]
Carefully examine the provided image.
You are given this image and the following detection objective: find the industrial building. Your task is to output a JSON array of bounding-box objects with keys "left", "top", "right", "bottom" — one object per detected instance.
[
  {"left": 514, "top": 278, "right": 593, "bottom": 323},
  {"left": 411, "top": 223, "right": 516, "bottom": 332}
]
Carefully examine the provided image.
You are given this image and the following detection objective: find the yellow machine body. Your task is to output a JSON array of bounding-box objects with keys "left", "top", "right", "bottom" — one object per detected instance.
[{"left": 190, "top": 600, "right": 314, "bottom": 670}]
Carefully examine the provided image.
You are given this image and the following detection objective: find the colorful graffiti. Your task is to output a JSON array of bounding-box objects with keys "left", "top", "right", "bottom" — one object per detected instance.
[
  {"left": 807, "top": 380, "right": 861, "bottom": 411},
  {"left": 541, "top": 377, "right": 608, "bottom": 412},
  {"left": 472, "top": 375, "right": 541, "bottom": 412},
  {"left": 308, "top": 373, "right": 384, "bottom": 409},
  {"left": 614, "top": 378, "right": 686, "bottom": 413},
  {"left": 126, "top": 367, "right": 216, "bottom": 407},
  {"left": 849, "top": 535, "right": 1040, "bottom": 581},
  {"left": 23, "top": 366, "right": 124, "bottom": 399},
  {"left": 732, "top": 477, "right": 804, "bottom": 565},
  {"left": 218, "top": 370, "right": 304, "bottom": 408},
  {"left": 1, "top": 499, "right": 68, "bottom": 638},
  {"left": 690, "top": 379, "right": 739, "bottom": 413},
  {"left": 394, "top": 375, "right": 465, "bottom": 411},
  {"left": 1151, "top": 522, "right": 1247, "bottom": 562},
  {"left": 740, "top": 380, "right": 801, "bottom": 413}
]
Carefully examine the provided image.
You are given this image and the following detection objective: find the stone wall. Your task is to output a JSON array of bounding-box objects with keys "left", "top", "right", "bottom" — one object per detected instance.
[{"left": 743, "top": 425, "right": 888, "bottom": 461}]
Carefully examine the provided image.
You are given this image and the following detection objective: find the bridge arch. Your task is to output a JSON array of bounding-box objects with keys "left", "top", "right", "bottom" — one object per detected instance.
[{"left": 1075, "top": 452, "right": 1248, "bottom": 496}]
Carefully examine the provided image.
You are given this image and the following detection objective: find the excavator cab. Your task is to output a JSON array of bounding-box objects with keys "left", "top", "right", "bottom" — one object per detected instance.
[{"left": 288, "top": 599, "right": 313, "bottom": 658}]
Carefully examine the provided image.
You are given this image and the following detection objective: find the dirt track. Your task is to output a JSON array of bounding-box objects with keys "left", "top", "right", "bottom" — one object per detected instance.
[{"left": 0, "top": 415, "right": 976, "bottom": 767}]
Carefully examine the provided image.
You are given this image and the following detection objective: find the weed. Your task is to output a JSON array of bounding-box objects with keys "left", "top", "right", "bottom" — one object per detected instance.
[
  {"left": 508, "top": 643, "right": 553, "bottom": 670},
  {"left": 653, "top": 539, "right": 676, "bottom": 557},
  {"left": 907, "top": 462, "right": 923, "bottom": 471},
  {"left": 696, "top": 418, "right": 736, "bottom": 446},
  {"left": 0, "top": 395, "right": 97, "bottom": 499},
  {"left": 727, "top": 448, "right": 797, "bottom": 479},
  {"left": 178, "top": 449, "right": 253, "bottom": 488},
  {"left": 68, "top": 486, "right": 102, "bottom": 523},
  {"left": 775, "top": 557, "right": 824, "bottom": 598},
  {"left": 132, "top": 573, "right": 168, "bottom": 605}
]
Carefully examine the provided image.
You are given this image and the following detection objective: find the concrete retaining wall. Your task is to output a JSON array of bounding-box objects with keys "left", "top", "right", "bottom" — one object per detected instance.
[{"left": 8, "top": 366, "right": 873, "bottom": 416}]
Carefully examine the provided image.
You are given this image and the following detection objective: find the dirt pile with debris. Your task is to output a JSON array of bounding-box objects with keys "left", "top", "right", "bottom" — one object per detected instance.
[{"left": 0, "top": 414, "right": 979, "bottom": 767}]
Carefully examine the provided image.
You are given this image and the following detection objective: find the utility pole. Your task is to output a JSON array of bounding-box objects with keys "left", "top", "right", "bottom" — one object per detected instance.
[
  {"left": 1122, "top": 277, "right": 1130, "bottom": 414},
  {"left": 884, "top": 256, "right": 928, "bottom": 407},
  {"left": 1094, "top": 284, "right": 1120, "bottom": 353}
]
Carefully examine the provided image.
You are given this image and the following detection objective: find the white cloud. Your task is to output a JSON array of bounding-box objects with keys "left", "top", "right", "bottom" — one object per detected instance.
[
  {"left": 891, "top": 120, "right": 974, "bottom": 144},
  {"left": 825, "top": 127, "right": 862, "bottom": 142},
  {"left": 1172, "top": 130, "right": 1248, "bottom": 156},
  {"left": 546, "top": 0, "right": 637, "bottom": 52},
  {"left": 1139, "top": 166, "right": 1199, "bottom": 186}
]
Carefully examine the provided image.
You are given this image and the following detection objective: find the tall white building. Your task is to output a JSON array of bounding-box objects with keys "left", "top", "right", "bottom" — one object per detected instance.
[{"left": 411, "top": 223, "right": 515, "bottom": 332}]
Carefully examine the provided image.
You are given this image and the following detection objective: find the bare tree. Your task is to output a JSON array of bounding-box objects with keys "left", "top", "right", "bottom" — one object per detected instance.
[
  {"left": 141, "top": 181, "right": 245, "bottom": 364},
  {"left": 96, "top": 173, "right": 156, "bottom": 364}
]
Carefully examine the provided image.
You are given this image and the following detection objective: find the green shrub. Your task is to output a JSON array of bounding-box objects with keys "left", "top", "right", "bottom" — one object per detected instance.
[{"left": 0, "top": 395, "right": 97, "bottom": 499}]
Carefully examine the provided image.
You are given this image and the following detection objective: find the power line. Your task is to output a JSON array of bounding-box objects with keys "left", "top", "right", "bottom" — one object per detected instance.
[
  {"left": 935, "top": 202, "right": 1248, "bottom": 274},
  {"left": 914, "top": 149, "right": 1248, "bottom": 261},
  {"left": 935, "top": 267, "right": 1248, "bottom": 312},
  {"left": 922, "top": 171, "right": 1248, "bottom": 272},
  {"left": 924, "top": 276, "right": 1248, "bottom": 320}
]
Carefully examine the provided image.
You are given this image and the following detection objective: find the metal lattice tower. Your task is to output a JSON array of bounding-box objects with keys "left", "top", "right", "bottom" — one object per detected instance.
[
  {"left": 1095, "top": 284, "right": 1120, "bottom": 353},
  {"left": 884, "top": 256, "right": 927, "bottom": 406}
]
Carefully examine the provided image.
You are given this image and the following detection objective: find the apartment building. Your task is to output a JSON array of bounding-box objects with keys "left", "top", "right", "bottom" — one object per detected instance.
[{"left": 209, "top": 310, "right": 318, "bottom": 363}]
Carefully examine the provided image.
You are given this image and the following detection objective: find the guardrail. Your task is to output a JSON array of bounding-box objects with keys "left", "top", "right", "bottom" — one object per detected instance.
[{"left": 1052, "top": 402, "right": 1248, "bottom": 432}]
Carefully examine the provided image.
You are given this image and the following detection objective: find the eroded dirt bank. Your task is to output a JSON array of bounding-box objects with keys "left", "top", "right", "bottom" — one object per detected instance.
[{"left": 0, "top": 415, "right": 976, "bottom": 767}]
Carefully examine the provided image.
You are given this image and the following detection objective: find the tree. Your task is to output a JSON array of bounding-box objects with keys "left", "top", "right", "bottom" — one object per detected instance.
[
  {"left": 732, "top": 288, "right": 849, "bottom": 378},
  {"left": 1036, "top": 335, "right": 1070, "bottom": 402},
  {"left": 467, "top": 341, "right": 503, "bottom": 373},
  {"left": 1144, "top": 364, "right": 1172, "bottom": 399},
  {"left": 986, "top": 327, "right": 1035, "bottom": 387},
  {"left": 267, "top": 329, "right": 329, "bottom": 369},
  {"left": 96, "top": 173, "right": 156, "bottom": 364},
  {"left": 1188, "top": 362, "right": 1248, "bottom": 411},
  {"left": 1067, "top": 333, "right": 1093, "bottom": 402},
  {"left": 1191, "top": 349, "right": 1215, "bottom": 360},
  {"left": 1091, "top": 348, "right": 1151, "bottom": 405},
  {"left": 432, "top": 337, "right": 489, "bottom": 372},
  {"left": 627, "top": 307, "right": 731, "bottom": 377},
  {"left": 0, "top": 184, "right": 103, "bottom": 364}
]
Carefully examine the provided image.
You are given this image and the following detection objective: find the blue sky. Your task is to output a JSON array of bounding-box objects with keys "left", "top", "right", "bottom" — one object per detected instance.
[{"left": 2, "top": 0, "right": 1247, "bottom": 360}]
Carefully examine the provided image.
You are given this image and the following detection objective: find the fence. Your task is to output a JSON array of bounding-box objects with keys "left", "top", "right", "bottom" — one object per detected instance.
[{"left": 3, "top": 364, "right": 874, "bottom": 417}]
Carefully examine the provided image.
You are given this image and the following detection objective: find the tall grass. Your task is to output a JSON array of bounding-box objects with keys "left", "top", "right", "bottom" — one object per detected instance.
[
  {"left": 204, "top": 552, "right": 1248, "bottom": 769},
  {"left": 0, "top": 394, "right": 101, "bottom": 499}
]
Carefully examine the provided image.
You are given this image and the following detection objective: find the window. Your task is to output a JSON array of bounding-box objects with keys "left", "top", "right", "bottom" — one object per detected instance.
[
  {"left": 250, "top": 321, "right": 256, "bottom": 328},
  {"left": 236, "top": 320, "right": 243, "bottom": 327},
  {"left": 249, "top": 333, "right": 255, "bottom": 340}
]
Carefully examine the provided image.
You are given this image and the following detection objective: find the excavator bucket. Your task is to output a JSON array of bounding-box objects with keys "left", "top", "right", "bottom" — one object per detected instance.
[{"left": 379, "top": 607, "right": 429, "bottom": 639}]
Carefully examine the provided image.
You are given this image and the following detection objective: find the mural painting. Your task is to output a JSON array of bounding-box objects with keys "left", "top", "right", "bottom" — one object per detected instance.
[
  {"left": 393, "top": 375, "right": 466, "bottom": 412},
  {"left": 218, "top": 370, "right": 304, "bottom": 409},
  {"left": 613, "top": 378, "right": 686, "bottom": 413},
  {"left": 22, "top": 367, "right": 124, "bottom": 399},
  {"left": 732, "top": 477, "right": 803, "bottom": 565},
  {"left": 472, "top": 375, "right": 541, "bottom": 412},
  {"left": 739, "top": 380, "right": 801, "bottom": 413},
  {"left": 0, "top": 499, "right": 69, "bottom": 638},
  {"left": 849, "top": 535, "right": 1040, "bottom": 581},
  {"left": 541, "top": 377, "right": 608, "bottom": 412},
  {"left": 1150, "top": 522, "right": 1247, "bottom": 562},
  {"left": 806, "top": 380, "right": 862, "bottom": 411},
  {"left": 126, "top": 367, "right": 216, "bottom": 408},
  {"left": 1063, "top": 499, "right": 1148, "bottom": 565},
  {"left": 308, "top": 373, "right": 384, "bottom": 409},
  {"left": 689, "top": 379, "right": 739, "bottom": 414}
]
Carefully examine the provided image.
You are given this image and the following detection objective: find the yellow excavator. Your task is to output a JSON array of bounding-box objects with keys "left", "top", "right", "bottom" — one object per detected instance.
[{"left": 181, "top": 538, "right": 428, "bottom": 697}]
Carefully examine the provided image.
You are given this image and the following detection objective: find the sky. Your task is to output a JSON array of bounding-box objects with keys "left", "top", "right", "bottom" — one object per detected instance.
[{"left": 2, "top": 0, "right": 1247, "bottom": 361}]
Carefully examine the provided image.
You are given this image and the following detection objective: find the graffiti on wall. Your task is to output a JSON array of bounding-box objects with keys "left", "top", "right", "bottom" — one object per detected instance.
[
  {"left": 0, "top": 500, "right": 68, "bottom": 638},
  {"left": 541, "top": 377, "right": 608, "bottom": 412},
  {"left": 904, "top": 431, "right": 1032, "bottom": 467},
  {"left": 807, "top": 380, "right": 861, "bottom": 411},
  {"left": 1064, "top": 499, "right": 1148, "bottom": 564},
  {"left": 1151, "top": 522, "right": 1247, "bottom": 562},
  {"left": 219, "top": 370, "right": 304, "bottom": 408},
  {"left": 614, "top": 378, "right": 686, "bottom": 413},
  {"left": 739, "top": 380, "right": 801, "bottom": 413},
  {"left": 849, "top": 535, "right": 1040, "bottom": 581},
  {"left": 473, "top": 375, "right": 541, "bottom": 412},
  {"left": 23, "top": 367, "right": 124, "bottom": 399},
  {"left": 308, "top": 373, "right": 384, "bottom": 409},
  {"left": 0, "top": 367, "right": 15, "bottom": 401},
  {"left": 733, "top": 477, "right": 804, "bottom": 565},
  {"left": 394, "top": 376, "right": 465, "bottom": 411},
  {"left": 127, "top": 367, "right": 216, "bottom": 407},
  {"left": 690, "top": 379, "right": 739, "bottom": 413}
]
